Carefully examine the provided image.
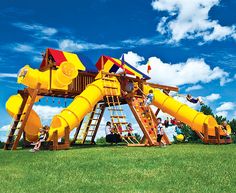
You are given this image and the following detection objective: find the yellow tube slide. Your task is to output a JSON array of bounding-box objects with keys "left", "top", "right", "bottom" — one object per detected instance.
[
  {"left": 17, "top": 61, "right": 78, "bottom": 90},
  {"left": 143, "top": 85, "right": 225, "bottom": 136},
  {"left": 47, "top": 77, "right": 120, "bottom": 140},
  {"left": 6, "top": 94, "right": 42, "bottom": 142},
  {"left": 5, "top": 62, "right": 78, "bottom": 142}
]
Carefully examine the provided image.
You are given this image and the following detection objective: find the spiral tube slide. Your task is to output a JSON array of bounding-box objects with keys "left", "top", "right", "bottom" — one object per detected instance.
[
  {"left": 47, "top": 77, "right": 120, "bottom": 140},
  {"left": 143, "top": 85, "right": 225, "bottom": 136},
  {"left": 4, "top": 62, "right": 79, "bottom": 142},
  {"left": 5, "top": 94, "right": 42, "bottom": 142}
]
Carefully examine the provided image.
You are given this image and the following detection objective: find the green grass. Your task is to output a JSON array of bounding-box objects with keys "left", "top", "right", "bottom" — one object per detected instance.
[{"left": 0, "top": 144, "right": 235, "bottom": 193}]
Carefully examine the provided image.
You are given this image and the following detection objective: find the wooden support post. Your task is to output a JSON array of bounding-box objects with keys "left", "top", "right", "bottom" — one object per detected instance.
[
  {"left": 52, "top": 131, "right": 58, "bottom": 150},
  {"left": 203, "top": 123, "right": 209, "bottom": 144},
  {"left": 51, "top": 127, "right": 70, "bottom": 151},
  {"left": 215, "top": 126, "right": 220, "bottom": 145},
  {"left": 64, "top": 126, "right": 70, "bottom": 146}
]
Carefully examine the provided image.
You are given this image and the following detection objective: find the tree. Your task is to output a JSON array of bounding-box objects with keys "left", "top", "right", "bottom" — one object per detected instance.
[
  {"left": 229, "top": 119, "right": 236, "bottom": 134},
  {"left": 200, "top": 105, "right": 214, "bottom": 116},
  {"left": 96, "top": 137, "right": 106, "bottom": 144},
  {"left": 215, "top": 115, "right": 227, "bottom": 125}
]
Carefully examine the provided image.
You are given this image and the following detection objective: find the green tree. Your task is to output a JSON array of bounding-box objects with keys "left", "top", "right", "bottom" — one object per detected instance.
[
  {"left": 215, "top": 115, "right": 227, "bottom": 125},
  {"left": 200, "top": 105, "right": 214, "bottom": 116},
  {"left": 96, "top": 137, "right": 106, "bottom": 144},
  {"left": 229, "top": 119, "right": 236, "bottom": 134},
  {"left": 134, "top": 133, "right": 142, "bottom": 141}
]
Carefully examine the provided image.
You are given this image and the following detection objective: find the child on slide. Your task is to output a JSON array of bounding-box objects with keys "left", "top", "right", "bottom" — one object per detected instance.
[
  {"left": 145, "top": 89, "right": 154, "bottom": 106},
  {"left": 30, "top": 126, "right": 49, "bottom": 152},
  {"left": 186, "top": 94, "right": 204, "bottom": 105}
]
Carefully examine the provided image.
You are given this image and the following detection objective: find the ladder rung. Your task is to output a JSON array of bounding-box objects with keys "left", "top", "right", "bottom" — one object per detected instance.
[
  {"left": 108, "top": 108, "right": 123, "bottom": 111},
  {"left": 111, "top": 116, "right": 126, "bottom": 118},
  {"left": 88, "top": 129, "right": 96, "bottom": 132},
  {"left": 86, "top": 135, "right": 93, "bottom": 137},
  {"left": 90, "top": 124, "right": 97, "bottom": 126},
  {"left": 113, "top": 122, "right": 127, "bottom": 125},
  {"left": 94, "top": 113, "right": 101, "bottom": 115}
]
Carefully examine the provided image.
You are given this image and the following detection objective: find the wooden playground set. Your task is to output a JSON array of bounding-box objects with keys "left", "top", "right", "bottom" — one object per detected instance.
[{"left": 4, "top": 48, "right": 232, "bottom": 150}]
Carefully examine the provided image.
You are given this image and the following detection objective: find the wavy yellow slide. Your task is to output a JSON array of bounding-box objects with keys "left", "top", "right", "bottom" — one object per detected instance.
[
  {"left": 47, "top": 77, "right": 120, "bottom": 140},
  {"left": 143, "top": 85, "right": 227, "bottom": 136}
]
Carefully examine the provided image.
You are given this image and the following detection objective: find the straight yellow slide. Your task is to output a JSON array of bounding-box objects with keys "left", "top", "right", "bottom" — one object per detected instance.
[{"left": 143, "top": 85, "right": 226, "bottom": 136}]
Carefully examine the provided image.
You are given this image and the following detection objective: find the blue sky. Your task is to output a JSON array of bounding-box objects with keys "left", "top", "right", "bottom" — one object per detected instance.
[{"left": 0, "top": 0, "right": 235, "bottom": 140}]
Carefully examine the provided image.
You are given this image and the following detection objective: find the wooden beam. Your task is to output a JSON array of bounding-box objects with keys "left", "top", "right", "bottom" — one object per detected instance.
[{"left": 144, "top": 82, "right": 179, "bottom": 92}]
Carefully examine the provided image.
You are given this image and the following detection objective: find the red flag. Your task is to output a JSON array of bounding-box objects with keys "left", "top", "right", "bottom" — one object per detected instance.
[{"left": 147, "top": 62, "right": 151, "bottom": 74}]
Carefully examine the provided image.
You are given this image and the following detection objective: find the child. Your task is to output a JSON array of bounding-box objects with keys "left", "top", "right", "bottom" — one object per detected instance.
[
  {"left": 117, "top": 124, "right": 123, "bottom": 135},
  {"left": 145, "top": 90, "right": 154, "bottom": 106},
  {"left": 105, "top": 121, "right": 114, "bottom": 144},
  {"left": 186, "top": 94, "right": 204, "bottom": 105},
  {"left": 126, "top": 123, "right": 134, "bottom": 136},
  {"left": 157, "top": 117, "right": 165, "bottom": 147},
  {"left": 30, "top": 126, "right": 48, "bottom": 152}
]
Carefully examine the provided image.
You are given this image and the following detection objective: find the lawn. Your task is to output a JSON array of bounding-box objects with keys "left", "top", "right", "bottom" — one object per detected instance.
[{"left": 0, "top": 144, "right": 235, "bottom": 193}]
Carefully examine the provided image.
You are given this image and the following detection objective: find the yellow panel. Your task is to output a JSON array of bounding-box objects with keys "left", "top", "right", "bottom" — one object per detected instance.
[
  {"left": 63, "top": 52, "right": 86, "bottom": 71},
  {"left": 104, "top": 60, "right": 115, "bottom": 72}
]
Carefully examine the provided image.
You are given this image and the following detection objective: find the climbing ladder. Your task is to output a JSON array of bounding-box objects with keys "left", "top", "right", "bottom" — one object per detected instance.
[
  {"left": 128, "top": 95, "right": 170, "bottom": 146},
  {"left": 72, "top": 102, "right": 105, "bottom": 144},
  {"left": 4, "top": 84, "right": 41, "bottom": 150},
  {"left": 103, "top": 75, "right": 139, "bottom": 144}
]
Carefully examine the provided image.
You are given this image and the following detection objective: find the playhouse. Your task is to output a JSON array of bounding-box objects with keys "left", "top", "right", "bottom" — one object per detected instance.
[{"left": 4, "top": 48, "right": 231, "bottom": 150}]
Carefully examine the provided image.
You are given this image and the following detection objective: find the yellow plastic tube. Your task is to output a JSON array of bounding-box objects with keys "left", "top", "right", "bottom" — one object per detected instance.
[
  {"left": 5, "top": 94, "right": 42, "bottom": 142},
  {"left": 47, "top": 77, "right": 120, "bottom": 140},
  {"left": 17, "top": 61, "right": 78, "bottom": 90},
  {"left": 143, "top": 85, "right": 225, "bottom": 136}
]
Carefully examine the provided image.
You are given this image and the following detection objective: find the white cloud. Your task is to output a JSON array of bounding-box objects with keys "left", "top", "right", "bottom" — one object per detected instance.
[
  {"left": 59, "top": 39, "right": 120, "bottom": 52},
  {"left": 0, "top": 125, "right": 10, "bottom": 142},
  {"left": 216, "top": 102, "right": 235, "bottom": 112},
  {"left": 13, "top": 43, "right": 34, "bottom": 52},
  {"left": 204, "top": 93, "right": 221, "bottom": 102},
  {"left": 123, "top": 51, "right": 145, "bottom": 68},
  {"left": 0, "top": 125, "right": 10, "bottom": 132},
  {"left": 216, "top": 111, "right": 228, "bottom": 118},
  {"left": 12, "top": 22, "right": 57, "bottom": 36},
  {"left": 125, "top": 52, "right": 231, "bottom": 86},
  {"left": 0, "top": 73, "right": 17, "bottom": 78},
  {"left": 33, "top": 105, "right": 64, "bottom": 125},
  {"left": 121, "top": 36, "right": 165, "bottom": 47},
  {"left": 185, "top": 84, "right": 203, "bottom": 92},
  {"left": 152, "top": 0, "right": 236, "bottom": 43}
]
